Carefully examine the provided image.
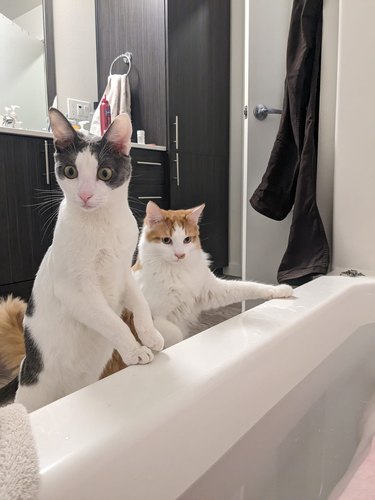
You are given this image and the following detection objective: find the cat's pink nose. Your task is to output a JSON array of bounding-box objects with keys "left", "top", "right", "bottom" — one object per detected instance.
[
  {"left": 79, "top": 192, "right": 93, "bottom": 203},
  {"left": 175, "top": 252, "right": 186, "bottom": 260}
]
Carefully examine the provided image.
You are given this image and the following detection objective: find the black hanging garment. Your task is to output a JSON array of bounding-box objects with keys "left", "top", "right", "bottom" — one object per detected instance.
[{"left": 250, "top": 0, "right": 329, "bottom": 286}]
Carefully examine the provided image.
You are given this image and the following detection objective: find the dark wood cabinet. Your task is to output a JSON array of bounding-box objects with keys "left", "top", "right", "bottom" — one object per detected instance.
[
  {"left": 95, "top": 0, "right": 230, "bottom": 270},
  {"left": 0, "top": 134, "right": 167, "bottom": 300},
  {"left": 0, "top": 134, "right": 54, "bottom": 300},
  {"left": 129, "top": 148, "right": 169, "bottom": 227},
  {"left": 167, "top": 0, "right": 230, "bottom": 157}
]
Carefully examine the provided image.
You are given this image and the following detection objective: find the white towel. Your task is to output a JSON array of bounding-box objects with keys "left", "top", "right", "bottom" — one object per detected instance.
[
  {"left": 0, "top": 404, "right": 40, "bottom": 500},
  {"left": 90, "top": 74, "right": 131, "bottom": 136}
]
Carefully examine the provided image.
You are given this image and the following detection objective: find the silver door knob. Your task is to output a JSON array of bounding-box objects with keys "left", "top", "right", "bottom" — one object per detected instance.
[{"left": 253, "top": 104, "right": 282, "bottom": 121}]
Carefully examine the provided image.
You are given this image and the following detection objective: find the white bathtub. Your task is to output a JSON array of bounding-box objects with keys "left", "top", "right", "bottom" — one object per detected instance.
[{"left": 29, "top": 276, "right": 375, "bottom": 500}]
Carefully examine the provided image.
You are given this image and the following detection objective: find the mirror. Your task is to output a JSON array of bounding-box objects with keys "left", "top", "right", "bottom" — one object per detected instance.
[{"left": 0, "top": 0, "right": 51, "bottom": 131}]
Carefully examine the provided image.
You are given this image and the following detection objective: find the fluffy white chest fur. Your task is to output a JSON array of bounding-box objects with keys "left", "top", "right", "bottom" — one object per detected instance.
[
  {"left": 135, "top": 249, "right": 211, "bottom": 332},
  {"left": 52, "top": 200, "right": 136, "bottom": 311}
]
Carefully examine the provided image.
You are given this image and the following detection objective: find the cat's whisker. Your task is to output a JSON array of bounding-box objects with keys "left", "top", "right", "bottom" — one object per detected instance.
[
  {"left": 25, "top": 200, "right": 55, "bottom": 208},
  {"left": 41, "top": 207, "right": 59, "bottom": 241}
]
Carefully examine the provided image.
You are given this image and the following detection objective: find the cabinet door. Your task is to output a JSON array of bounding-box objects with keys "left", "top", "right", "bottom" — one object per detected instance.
[
  {"left": 167, "top": 0, "right": 230, "bottom": 269},
  {"left": 167, "top": 0, "right": 230, "bottom": 157},
  {"left": 169, "top": 153, "right": 228, "bottom": 268},
  {"left": 129, "top": 149, "right": 169, "bottom": 227},
  {"left": 0, "top": 134, "right": 53, "bottom": 286}
]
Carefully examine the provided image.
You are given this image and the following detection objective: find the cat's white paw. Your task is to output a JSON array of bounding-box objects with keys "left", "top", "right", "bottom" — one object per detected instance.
[
  {"left": 137, "top": 327, "right": 165, "bottom": 352},
  {"left": 268, "top": 284, "right": 293, "bottom": 299},
  {"left": 122, "top": 345, "right": 154, "bottom": 365}
]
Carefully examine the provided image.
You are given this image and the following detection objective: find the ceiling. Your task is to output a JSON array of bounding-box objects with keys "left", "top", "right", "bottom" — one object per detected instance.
[{"left": 0, "top": 0, "right": 42, "bottom": 21}]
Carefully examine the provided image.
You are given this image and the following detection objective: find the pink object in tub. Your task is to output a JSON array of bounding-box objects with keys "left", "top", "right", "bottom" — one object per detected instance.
[{"left": 338, "top": 437, "right": 375, "bottom": 500}]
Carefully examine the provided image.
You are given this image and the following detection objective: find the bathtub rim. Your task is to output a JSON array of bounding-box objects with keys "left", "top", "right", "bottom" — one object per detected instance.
[{"left": 29, "top": 275, "right": 375, "bottom": 500}]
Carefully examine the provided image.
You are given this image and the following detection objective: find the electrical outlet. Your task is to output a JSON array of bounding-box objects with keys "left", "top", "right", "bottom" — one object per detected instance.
[{"left": 67, "top": 98, "right": 91, "bottom": 121}]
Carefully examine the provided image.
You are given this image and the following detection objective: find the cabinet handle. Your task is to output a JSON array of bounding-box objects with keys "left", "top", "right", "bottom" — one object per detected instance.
[
  {"left": 173, "top": 152, "right": 180, "bottom": 187},
  {"left": 173, "top": 115, "right": 179, "bottom": 149},
  {"left": 136, "top": 161, "right": 162, "bottom": 166},
  {"left": 44, "top": 140, "right": 50, "bottom": 185},
  {"left": 138, "top": 196, "right": 163, "bottom": 200}
]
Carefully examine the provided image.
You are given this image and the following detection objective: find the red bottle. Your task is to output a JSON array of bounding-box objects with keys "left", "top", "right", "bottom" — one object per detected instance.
[{"left": 100, "top": 95, "right": 111, "bottom": 135}]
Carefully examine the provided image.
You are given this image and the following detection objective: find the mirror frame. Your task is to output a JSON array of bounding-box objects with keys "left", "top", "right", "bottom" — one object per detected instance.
[{"left": 42, "top": 0, "right": 56, "bottom": 108}]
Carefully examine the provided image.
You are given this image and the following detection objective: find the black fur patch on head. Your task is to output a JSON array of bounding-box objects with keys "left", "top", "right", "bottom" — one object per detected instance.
[
  {"left": 90, "top": 138, "right": 132, "bottom": 189},
  {"left": 20, "top": 326, "right": 43, "bottom": 386},
  {"left": 25, "top": 293, "right": 35, "bottom": 317},
  {"left": 54, "top": 132, "right": 87, "bottom": 180},
  {"left": 54, "top": 132, "right": 132, "bottom": 189}
]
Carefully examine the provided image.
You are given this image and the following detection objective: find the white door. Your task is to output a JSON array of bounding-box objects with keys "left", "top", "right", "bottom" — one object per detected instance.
[{"left": 242, "top": 0, "right": 293, "bottom": 285}]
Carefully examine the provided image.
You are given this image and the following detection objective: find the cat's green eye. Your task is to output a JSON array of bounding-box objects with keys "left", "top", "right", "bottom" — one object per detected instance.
[
  {"left": 64, "top": 165, "right": 78, "bottom": 179},
  {"left": 183, "top": 236, "right": 192, "bottom": 244},
  {"left": 97, "top": 167, "right": 113, "bottom": 181},
  {"left": 162, "top": 237, "right": 172, "bottom": 245}
]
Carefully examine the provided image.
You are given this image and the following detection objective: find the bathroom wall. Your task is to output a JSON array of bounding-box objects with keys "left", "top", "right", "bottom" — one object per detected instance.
[
  {"left": 333, "top": 0, "right": 375, "bottom": 272},
  {"left": 13, "top": 4, "right": 44, "bottom": 41},
  {"left": 52, "top": 0, "right": 98, "bottom": 115},
  {"left": 0, "top": 13, "right": 48, "bottom": 130}
]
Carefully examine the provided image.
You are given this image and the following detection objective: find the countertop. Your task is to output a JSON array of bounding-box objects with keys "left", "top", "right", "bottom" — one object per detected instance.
[{"left": 0, "top": 126, "right": 167, "bottom": 151}]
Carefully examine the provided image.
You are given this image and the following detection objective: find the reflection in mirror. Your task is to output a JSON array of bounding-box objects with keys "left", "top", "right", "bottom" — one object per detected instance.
[{"left": 0, "top": 0, "right": 48, "bottom": 130}]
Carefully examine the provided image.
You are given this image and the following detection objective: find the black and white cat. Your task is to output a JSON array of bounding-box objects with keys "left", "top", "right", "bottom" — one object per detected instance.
[{"left": 4, "top": 109, "right": 164, "bottom": 412}]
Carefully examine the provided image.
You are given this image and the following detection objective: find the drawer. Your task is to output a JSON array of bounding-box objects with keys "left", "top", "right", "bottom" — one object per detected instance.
[
  {"left": 130, "top": 148, "right": 166, "bottom": 165},
  {"left": 130, "top": 162, "right": 165, "bottom": 186},
  {"left": 128, "top": 148, "right": 169, "bottom": 227},
  {"left": 129, "top": 183, "right": 165, "bottom": 198}
]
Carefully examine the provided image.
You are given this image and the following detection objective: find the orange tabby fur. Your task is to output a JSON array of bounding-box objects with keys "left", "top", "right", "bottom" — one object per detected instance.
[
  {"left": 0, "top": 296, "right": 130, "bottom": 384},
  {"left": 0, "top": 296, "right": 27, "bottom": 377},
  {"left": 144, "top": 207, "right": 202, "bottom": 246}
]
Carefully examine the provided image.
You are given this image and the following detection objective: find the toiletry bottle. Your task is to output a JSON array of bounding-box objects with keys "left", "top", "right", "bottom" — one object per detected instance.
[
  {"left": 137, "top": 130, "right": 145, "bottom": 144},
  {"left": 100, "top": 95, "right": 111, "bottom": 135}
]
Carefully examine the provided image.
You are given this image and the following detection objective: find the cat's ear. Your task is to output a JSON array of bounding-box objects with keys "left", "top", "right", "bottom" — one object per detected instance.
[
  {"left": 49, "top": 107, "right": 77, "bottom": 147},
  {"left": 187, "top": 204, "right": 205, "bottom": 225},
  {"left": 103, "top": 113, "right": 132, "bottom": 155},
  {"left": 146, "top": 201, "right": 164, "bottom": 226}
]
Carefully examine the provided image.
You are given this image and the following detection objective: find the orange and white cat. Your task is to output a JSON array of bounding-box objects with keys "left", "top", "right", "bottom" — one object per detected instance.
[{"left": 133, "top": 201, "right": 293, "bottom": 347}]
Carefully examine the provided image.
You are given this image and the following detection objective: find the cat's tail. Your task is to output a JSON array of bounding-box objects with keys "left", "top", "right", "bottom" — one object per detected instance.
[{"left": 0, "top": 295, "right": 26, "bottom": 380}]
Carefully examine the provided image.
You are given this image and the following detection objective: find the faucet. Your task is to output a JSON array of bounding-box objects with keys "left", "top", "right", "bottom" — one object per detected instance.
[
  {"left": 1, "top": 105, "right": 20, "bottom": 127},
  {"left": 2, "top": 108, "right": 15, "bottom": 127}
]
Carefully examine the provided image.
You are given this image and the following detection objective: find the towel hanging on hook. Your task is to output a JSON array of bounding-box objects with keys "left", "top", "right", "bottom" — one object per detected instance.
[
  {"left": 90, "top": 52, "right": 132, "bottom": 136},
  {"left": 109, "top": 52, "right": 132, "bottom": 77}
]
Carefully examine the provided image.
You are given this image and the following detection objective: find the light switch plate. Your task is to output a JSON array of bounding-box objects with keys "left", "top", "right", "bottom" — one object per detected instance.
[{"left": 67, "top": 98, "right": 91, "bottom": 121}]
